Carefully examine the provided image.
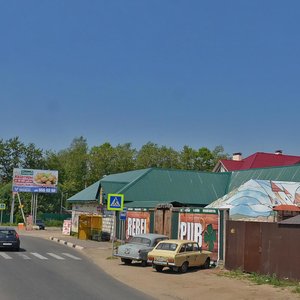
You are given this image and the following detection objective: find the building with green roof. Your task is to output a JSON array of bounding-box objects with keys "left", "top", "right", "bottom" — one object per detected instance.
[
  {"left": 68, "top": 168, "right": 231, "bottom": 208},
  {"left": 68, "top": 165, "right": 300, "bottom": 209},
  {"left": 67, "top": 165, "right": 300, "bottom": 246}
]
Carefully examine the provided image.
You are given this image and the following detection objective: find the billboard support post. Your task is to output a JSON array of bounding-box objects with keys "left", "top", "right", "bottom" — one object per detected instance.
[
  {"left": 16, "top": 192, "right": 26, "bottom": 225},
  {"left": 10, "top": 193, "right": 15, "bottom": 224}
]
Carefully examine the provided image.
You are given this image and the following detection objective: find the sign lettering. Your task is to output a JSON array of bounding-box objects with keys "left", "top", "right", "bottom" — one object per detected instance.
[{"left": 180, "top": 222, "right": 203, "bottom": 245}]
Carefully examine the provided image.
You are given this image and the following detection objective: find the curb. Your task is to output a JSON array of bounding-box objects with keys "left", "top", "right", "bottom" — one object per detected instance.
[{"left": 49, "top": 237, "right": 84, "bottom": 250}]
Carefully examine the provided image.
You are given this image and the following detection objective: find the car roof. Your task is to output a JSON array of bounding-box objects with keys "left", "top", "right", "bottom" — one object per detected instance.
[
  {"left": 131, "top": 233, "right": 168, "bottom": 238},
  {"left": 157, "top": 239, "right": 196, "bottom": 244},
  {"left": 0, "top": 227, "right": 16, "bottom": 231}
]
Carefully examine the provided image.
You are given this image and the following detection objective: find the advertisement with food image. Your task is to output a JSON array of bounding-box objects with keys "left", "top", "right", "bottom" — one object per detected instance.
[
  {"left": 12, "top": 168, "right": 58, "bottom": 193},
  {"left": 33, "top": 171, "right": 57, "bottom": 186}
]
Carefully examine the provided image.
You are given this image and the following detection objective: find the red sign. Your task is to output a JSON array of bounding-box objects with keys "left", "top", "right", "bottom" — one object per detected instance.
[
  {"left": 126, "top": 211, "right": 150, "bottom": 239},
  {"left": 179, "top": 213, "right": 218, "bottom": 261}
]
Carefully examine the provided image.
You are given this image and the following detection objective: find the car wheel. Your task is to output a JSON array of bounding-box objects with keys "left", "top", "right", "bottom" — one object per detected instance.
[
  {"left": 121, "top": 258, "right": 132, "bottom": 265},
  {"left": 14, "top": 247, "right": 20, "bottom": 252},
  {"left": 179, "top": 262, "right": 188, "bottom": 273},
  {"left": 155, "top": 265, "right": 164, "bottom": 272},
  {"left": 203, "top": 258, "right": 210, "bottom": 269},
  {"left": 141, "top": 260, "right": 147, "bottom": 267}
]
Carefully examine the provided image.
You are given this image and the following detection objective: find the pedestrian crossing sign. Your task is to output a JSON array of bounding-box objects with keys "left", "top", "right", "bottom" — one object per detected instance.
[{"left": 107, "top": 194, "right": 124, "bottom": 211}]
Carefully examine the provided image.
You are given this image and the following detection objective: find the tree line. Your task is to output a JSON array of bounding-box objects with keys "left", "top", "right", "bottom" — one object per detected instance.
[{"left": 0, "top": 136, "right": 229, "bottom": 219}]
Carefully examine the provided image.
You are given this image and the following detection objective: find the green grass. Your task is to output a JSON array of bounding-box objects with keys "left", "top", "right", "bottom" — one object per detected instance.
[
  {"left": 106, "top": 256, "right": 118, "bottom": 260},
  {"left": 219, "top": 269, "right": 300, "bottom": 294}
]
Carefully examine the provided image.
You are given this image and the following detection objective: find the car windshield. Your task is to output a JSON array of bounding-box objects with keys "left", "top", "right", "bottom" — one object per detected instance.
[
  {"left": 155, "top": 242, "right": 178, "bottom": 251},
  {"left": 128, "top": 237, "right": 151, "bottom": 246}
]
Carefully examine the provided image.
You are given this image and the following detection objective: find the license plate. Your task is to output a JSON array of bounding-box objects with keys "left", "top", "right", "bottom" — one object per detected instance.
[
  {"left": 3, "top": 243, "right": 12, "bottom": 246},
  {"left": 155, "top": 257, "right": 167, "bottom": 262}
]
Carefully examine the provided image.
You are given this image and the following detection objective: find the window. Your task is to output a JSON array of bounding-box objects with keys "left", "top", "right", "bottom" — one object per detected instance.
[
  {"left": 129, "top": 237, "right": 151, "bottom": 246},
  {"left": 193, "top": 243, "right": 200, "bottom": 251},
  {"left": 179, "top": 244, "right": 186, "bottom": 253},
  {"left": 156, "top": 243, "right": 178, "bottom": 251},
  {"left": 154, "top": 238, "right": 165, "bottom": 246},
  {"left": 186, "top": 243, "right": 193, "bottom": 252}
]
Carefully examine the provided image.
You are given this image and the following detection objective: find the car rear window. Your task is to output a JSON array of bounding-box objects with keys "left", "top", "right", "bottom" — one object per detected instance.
[
  {"left": 0, "top": 230, "right": 16, "bottom": 238},
  {"left": 129, "top": 237, "right": 151, "bottom": 246},
  {"left": 156, "top": 242, "right": 178, "bottom": 251}
]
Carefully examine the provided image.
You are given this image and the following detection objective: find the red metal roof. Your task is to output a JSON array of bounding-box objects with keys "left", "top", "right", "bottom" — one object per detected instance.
[
  {"left": 273, "top": 205, "right": 300, "bottom": 212},
  {"left": 220, "top": 152, "right": 300, "bottom": 171}
]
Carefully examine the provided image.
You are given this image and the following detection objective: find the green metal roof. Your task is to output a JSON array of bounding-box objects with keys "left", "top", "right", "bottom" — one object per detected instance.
[
  {"left": 101, "top": 169, "right": 150, "bottom": 183},
  {"left": 67, "top": 180, "right": 100, "bottom": 202},
  {"left": 67, "top": 165, "right": 300, "bottom": 208},
  {"left": 105, "top": 168, "right": 230, "bottom": 207},
  {"left": 100, "top": 169, "right": 151, "bottom": 196},
  {"left": 228, "top": 165, "right": 300, "bottom": 192}
]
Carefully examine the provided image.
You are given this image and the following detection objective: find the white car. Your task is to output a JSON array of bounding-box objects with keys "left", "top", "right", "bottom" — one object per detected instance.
[{"left": 115, "top": 233, "right": 169, "bottom": 267}]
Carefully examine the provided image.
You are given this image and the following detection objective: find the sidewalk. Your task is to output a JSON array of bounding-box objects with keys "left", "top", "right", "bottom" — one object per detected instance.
[{"left": 17, "top": 227, "right": 112, "bottom": 251}]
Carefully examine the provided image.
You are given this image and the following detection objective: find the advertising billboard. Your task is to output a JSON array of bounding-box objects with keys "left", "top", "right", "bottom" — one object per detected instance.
[
  {"left": 179, "top": 211, "right": 218, "bottom": 261},
  {"left": 126, "top": 210, "right": 150, "bottom": 239},
  {"left": 12, "top": 168, "right": 58, "bottom": 193}
]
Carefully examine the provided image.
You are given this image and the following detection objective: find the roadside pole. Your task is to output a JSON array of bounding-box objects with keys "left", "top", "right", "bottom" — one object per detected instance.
[
  {"left": 0, "top": 203, "right": 6, "bottom": 225},
  {"left": 107, "top": 194, "right": 124, "bottom": 257},
  {"left": 112, "top": 210, "right": 116, "bottom": 256},
  {"left": 16, "top": 192, "right": 26, "bottom": 224},
  {"left": 10, "top": 193, "right": 15, "bottom": 224}
]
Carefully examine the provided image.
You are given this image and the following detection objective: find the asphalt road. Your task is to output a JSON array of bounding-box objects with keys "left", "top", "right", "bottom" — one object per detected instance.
[{"left": 0, "top": 236, "right": 153, "bottom": 300}]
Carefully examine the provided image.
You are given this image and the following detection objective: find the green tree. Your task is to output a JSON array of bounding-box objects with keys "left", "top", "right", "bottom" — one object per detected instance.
[
  {"left": 112, "top": 143, "right": 136, "bottom": 173},
  {"left": 0, "top": 137, "right": 25, "bottom": 183},
  {"left": 23, "top": 143, "right": 45, "bottom": 169},
  {"left": 194, "top": 147, "right": 215, "bottom": 171},
  {"left": 180, "top": 146, "right": 198, "bottom": 170},
  {"left": 59, "top": 137, "right": 89, "bottom": 193},
  {"left": 135, "top": 142, "right": 162, "bottom": 169},
  {"left": 88, "top": 142, "right": 116, "bottom": 182},
  {"left": 211, "top": 145, "right": 229, "bottom": 165},
  {"left": 158, "top": 146, "right": 180, "bottom": 169}
]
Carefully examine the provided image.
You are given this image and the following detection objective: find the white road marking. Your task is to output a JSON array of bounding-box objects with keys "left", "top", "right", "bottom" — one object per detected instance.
[
  {"left": 0, "top": 252, "right": 12, "bottom": 259},
  {"left": 47, "top": 253, "right": 65, "bottom": 260},
  {"left": 17, "top": 253, "right": 31, "bottom": 259},
  {"left": 30, "top": 252, "right": 48, "bottom": 260},
  {"left": 62, "top": 253, "right": 82, "bottom": 260}
]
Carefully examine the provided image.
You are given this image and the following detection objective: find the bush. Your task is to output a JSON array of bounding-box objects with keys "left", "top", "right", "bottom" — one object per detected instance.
[{"left": 45, "top": 220, "right": 63, "bottom": 227}]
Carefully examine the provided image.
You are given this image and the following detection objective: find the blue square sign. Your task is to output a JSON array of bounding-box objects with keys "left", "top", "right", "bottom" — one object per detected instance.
[{"left": 107, "top": 194, "right": 124, "bottom": 211}]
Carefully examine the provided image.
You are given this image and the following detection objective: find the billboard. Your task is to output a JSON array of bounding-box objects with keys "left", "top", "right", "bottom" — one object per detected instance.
[
  {"left": 126, "top": 210, "right": 150, "bottom": 239},
  {"left": 12, "top": 168, "right": 58, "bottom": 193},
  {"left": 179, "top": 211, "right": 218, "bottom": 261}
]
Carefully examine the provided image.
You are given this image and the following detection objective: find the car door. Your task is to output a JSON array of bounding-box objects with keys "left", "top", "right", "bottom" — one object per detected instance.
[
  {"left": 185, "top": 242, "right": 198, "bottom": 267},
  {"left": 193, "top": 243, "right": 206, "bottom": 266},
  {"left": 176, "top": 244, "right": 187, "bottom": 267}
]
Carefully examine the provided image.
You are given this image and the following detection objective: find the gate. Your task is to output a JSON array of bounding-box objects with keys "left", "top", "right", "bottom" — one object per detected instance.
[
  {"left": 225, "top": 221, "right": 262, "bottom": 273},
  {"left": 225, "top": 220, "right": 300, "bottom": 280},
  {"left": 154, "top": 205, "right": 172, "bottom": 236}
]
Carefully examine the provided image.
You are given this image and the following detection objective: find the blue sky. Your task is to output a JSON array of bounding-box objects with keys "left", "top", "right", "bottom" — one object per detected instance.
[{"left": 1, "top": 1, "right": 299, "bottom": 157}]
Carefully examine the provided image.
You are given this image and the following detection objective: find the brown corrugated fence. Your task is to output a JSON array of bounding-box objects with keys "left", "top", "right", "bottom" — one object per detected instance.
[{"left": 225, "top": 220, "right": 300, "bottom": 280}]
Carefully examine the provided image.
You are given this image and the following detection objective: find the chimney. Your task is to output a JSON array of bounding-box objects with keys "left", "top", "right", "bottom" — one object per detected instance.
[
  {"left": 275, "top": 150, "right": 283, "bottom": 155},
  {"left": 232, "top": 152, "right": 242, "bottom": 161}
]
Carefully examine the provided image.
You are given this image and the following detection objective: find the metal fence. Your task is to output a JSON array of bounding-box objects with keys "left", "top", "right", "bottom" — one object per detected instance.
[{"left": 225, "top": 220, "right": 300, "bottom": 280}]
